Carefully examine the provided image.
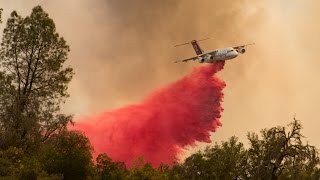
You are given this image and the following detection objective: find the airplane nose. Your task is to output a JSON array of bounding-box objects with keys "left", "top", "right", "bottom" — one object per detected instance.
[
  {"left": 232, "top": 51, "right": 238, "bottom": 57},
  {"left": 227, "top": 51, "right": 238, "bottom": 59}
]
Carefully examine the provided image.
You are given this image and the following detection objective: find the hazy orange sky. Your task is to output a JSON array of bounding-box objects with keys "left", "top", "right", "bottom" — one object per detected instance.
[{"left": 1, "top": 0, "right": 319, "bottom": 158}]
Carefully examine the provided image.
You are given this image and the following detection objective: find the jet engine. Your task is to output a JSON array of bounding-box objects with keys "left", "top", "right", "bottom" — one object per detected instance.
[
  {"left": 197, "top": 57, "right": 205, "bottom": 63},
  {"left": 237, "top": 48, "right": 246, "bottom": 54},
  {"left": 206, "top": 54, "right": 213, "bottom": 60}
]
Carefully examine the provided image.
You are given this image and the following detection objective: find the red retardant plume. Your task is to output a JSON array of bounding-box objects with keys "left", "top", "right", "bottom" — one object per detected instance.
[{"left": 71, "top": 62, "right": 226, "bottom": 167}]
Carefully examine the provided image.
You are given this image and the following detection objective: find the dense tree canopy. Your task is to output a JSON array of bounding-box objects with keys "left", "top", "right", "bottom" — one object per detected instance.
[
  {"left": 96, "top": 153, "right": 128, "bottom": 180},
  {"left": 173, "top": 136, "right": 248, "bottom": 180},
  {"left": 39, "top": 130, "right": 94, "bottom": 180},
  {"left": 171, "top": 118, "right": 320, "bottom": 180}
]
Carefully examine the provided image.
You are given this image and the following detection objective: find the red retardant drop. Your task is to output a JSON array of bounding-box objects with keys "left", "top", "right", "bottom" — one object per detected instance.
[{"left": 71, "top": 61, "right": 226, "bottom": 167}]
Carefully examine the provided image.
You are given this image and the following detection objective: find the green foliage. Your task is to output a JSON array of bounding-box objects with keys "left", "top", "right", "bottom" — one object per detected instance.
[
  {"left": 204, "top": 136, "right": 248, "bottom": 179},
  {"left": 0, "top": 147, "right": 24, "bottom": 177},
  {"left": 18, "top": 155, "right": 63, "bottom": 180},
  {"left": 96, "top": 153, "right": 127, "bottom": 180},
  {"left": 94, "top": 155, "right": 175, "bottom": 180},
  {"left": 0, "top": 147, "right": 62, "bottom": 179},
  {"left": 173, "top": 136, "right": 247, "bottom": 180},
  {"left": 247, "top": 118, "right": 320, "bottom": 180},
  {"left": 39, "top": 130, "right": 94, "bottom": 180},
  {"left": 0, "top": 5, "right": 91, "bottom": 179},
  {"left": 0, "top": 8, "right": 2, "bottom": 23},
  {"left": 127, "top": 163, "right": 162, "bottom": 180},
  {"left": 172, "top": 118, "right": 320, "bottom": 180},
  {"left": 0, "top": 6, "right": 73, "bottom": 148},
  {"left": 127, "top": 157, "right": 171, "bottom": 180}
]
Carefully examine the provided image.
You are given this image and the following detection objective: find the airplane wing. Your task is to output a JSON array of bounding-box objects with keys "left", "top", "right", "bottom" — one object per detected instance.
[
  {"left": 174, "top": 56, "right": 198, "bottom": 63},
  {"left": 233, "top": 43, "right": 255, "bottom": 49}
]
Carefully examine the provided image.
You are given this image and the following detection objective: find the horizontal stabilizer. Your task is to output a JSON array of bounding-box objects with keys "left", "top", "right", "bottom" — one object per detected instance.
[
  {"left": 174, "top": 38, "right": 211, "bottom": 47},
  {"left": 233, "top": 43, "right": 255, "bottom": 49}
]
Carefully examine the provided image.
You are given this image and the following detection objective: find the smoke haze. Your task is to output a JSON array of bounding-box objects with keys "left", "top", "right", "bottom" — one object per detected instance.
[{"left": 1, "top": 0, "right": 320, "bottom": 159}]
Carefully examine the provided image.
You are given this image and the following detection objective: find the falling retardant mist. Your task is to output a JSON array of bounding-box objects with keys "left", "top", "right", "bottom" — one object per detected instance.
[{"left": 70, "top": 61, "right": 226, "bottom": 167}]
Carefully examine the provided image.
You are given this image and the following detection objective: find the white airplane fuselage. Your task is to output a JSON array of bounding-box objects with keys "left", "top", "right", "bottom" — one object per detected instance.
[
  {"left": 197, "top": 47, "right": 239, "bottom": 63},
  {"left": 174, "top": 39, "right": 252, "bottom": 63}
]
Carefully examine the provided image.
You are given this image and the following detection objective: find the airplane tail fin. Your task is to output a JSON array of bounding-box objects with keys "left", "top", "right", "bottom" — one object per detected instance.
[
  {"left": 174, "top": 38, "right": 210, "bottom": 55},
  {"left": 190, "top": 40, "right": 203, "bottom": 55}
]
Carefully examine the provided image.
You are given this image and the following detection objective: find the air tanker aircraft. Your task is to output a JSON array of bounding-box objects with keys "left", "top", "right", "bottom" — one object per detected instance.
[{"left": 174, "top": 38, "right": 254, "bottom": 63}]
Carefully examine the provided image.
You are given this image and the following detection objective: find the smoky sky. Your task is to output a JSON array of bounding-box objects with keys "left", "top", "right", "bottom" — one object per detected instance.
[
  {"left": 1, "top": 0, "right": 320, "bottom": 158},
  {"left": 9, "top": 0, "right": 265, "bottom": 116},
  {"left": 57, "top": 0, "right": 265, "bottom": 112}
]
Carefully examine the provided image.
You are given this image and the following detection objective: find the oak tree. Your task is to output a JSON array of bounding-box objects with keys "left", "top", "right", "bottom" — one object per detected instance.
[{"left": 247, "top": 118, "right": 320, "bottom": 180}]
